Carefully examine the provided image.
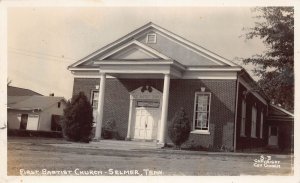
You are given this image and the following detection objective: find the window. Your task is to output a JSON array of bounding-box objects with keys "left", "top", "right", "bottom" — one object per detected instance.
[
  {"left": 193, "top": 92, "right": 211, "bottom": 132},
  {"left": 240, "top": 99, "right": 246, "bottom": 136},
  {"left": 20, "top": 114, "right": 28, "bottom": 130},
  {"left": 146, "top": 33, "right": 157, "bottom": 44},
  {"left": 251, "top": 105, "right": 257, "bottom": 138},
  {"left": 58, "top": 102, "right": 61, "bottom": 108},
  {"left": 270, "top": 126, "right": 278, "bottom": 136},
  {"left": 91, "top": 90, "right": 99, "bottom": 122},
  {"left": 260, "top": 111, "right": 264, "bottom": 138}
]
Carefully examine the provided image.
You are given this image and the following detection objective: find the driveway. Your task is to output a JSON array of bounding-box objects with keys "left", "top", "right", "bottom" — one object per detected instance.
[{"left": 7, "top": 137, "right": 294, "bottom": 176}]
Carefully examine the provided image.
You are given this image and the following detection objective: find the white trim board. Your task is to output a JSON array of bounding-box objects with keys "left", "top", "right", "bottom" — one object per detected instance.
[{"left": 239, "top": 77, "right": 267, "bottom": 105}]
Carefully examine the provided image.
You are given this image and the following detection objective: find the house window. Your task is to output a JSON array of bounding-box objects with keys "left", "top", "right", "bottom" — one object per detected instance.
[
  {"left": 251, "top": 105, "right": 257, "bottom": 138},
  {"left": 240, "top": 99, "right": 246, "bottom": 136},
  {"left": 20, "top": 114, "right": 28, "bottom": 130},
  {"left": 91, "top": 90, "right": 99, "bottom": 109},
  {"left": 146, "top": 33, "right": 157, "bottom": 44},
  {"left": 260, "top": 111, "right": 264, "bottom": 138},
  {"left": 58, "top": 102, "right": 61, "bottom": 108},
  {"left": 193, "top": 92, "right": 211, "bottom": 132},
  {"left": 91, "top": 90, "right": 99, "bottom": 122}
]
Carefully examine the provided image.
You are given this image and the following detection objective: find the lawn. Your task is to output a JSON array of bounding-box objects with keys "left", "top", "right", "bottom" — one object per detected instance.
[{"left": 7, "top": 137, "right": 294, "bottom": 176}]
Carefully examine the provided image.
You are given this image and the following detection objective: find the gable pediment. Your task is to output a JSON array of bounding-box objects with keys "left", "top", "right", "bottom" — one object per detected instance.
[
  {"left": 99, "top": 40, "right": 170, "bottom": 61},
  {"left": 69, "top": 22, "right": 238, "bottom": 68}
]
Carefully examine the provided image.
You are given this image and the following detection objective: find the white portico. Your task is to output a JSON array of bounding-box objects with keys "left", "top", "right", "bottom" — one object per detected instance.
[{"left": 93, "top": 60, "right": 184, "bottom": 144}]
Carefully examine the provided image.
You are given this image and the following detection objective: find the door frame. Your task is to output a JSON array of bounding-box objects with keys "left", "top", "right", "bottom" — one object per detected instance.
[
  {"left": 268, "top": 125, "right": 279, "bottom": 146},
  {"left": 127, "top": 86, "right": 162, "bottom": 141}
]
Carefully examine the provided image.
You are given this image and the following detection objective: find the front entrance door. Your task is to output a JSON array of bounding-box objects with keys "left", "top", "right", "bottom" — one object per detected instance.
[
  {"left": 268, "top": 126, "right": 278, "bottom": 146},
  {"left": 134, "top": 107, "right": 160, "bottom": 140}
]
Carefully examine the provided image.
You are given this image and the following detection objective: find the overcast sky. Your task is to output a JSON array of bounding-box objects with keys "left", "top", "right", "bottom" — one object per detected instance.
[{"left": 8, "top": 7, "right": 266, "bottom": 99}]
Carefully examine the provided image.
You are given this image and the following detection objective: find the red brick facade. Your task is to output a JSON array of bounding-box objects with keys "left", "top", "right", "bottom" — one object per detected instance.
[
  {"left": 235, "top": 82, "right": 268, "bottom": 150},
  {"left": 73, "top": 78, "right": 237, "bottom": 150}
]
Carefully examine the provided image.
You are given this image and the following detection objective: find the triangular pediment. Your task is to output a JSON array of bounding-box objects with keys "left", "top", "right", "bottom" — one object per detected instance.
[
  {"left": 105, "top": 44, "right": 160, "bottom": 60},
  {"left": 99, "top": 40, "right": 170, "bottom": 61}
]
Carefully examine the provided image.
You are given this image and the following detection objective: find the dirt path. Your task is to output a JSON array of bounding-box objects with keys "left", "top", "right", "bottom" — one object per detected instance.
[{"left": 7, "top": 137, "right": 293, "bottom": 176}]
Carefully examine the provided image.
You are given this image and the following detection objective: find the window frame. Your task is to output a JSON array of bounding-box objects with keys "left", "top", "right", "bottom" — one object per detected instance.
[
  {"left": 191, "top": 92, "right": 211, "bottom": 134},
  {"left": 251, "top": 105, "right": 257, "bottom": 138},
  {"left": 146, "top": 33, "right": 157, "bottom": 44},
  {"left": 90, "top": 90, "right": 99, "bottom": 109},
  {"left": 260, "top": 111, "right": 264, "bottom": 138},
  {"left": 240, "top": 99, "right": 246, "bottom": 137}
]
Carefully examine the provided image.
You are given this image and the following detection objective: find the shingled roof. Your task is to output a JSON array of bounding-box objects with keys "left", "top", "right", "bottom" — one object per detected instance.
[
  {"left": 7, "top": 96, "right": 66, "bottom": 111},
  {"left": 7, "top": 86, "right": 42, "bottom": 96}
]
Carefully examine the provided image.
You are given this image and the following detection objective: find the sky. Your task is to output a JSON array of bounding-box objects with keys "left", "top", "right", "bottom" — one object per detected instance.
[{"left": 7, "top": 7, "right": 267, "bottom": 100}]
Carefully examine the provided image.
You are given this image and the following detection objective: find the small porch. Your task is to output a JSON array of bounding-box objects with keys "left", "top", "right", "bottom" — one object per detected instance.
[{"left": 92, "top": 60, "right": 185, "bottom": 144}]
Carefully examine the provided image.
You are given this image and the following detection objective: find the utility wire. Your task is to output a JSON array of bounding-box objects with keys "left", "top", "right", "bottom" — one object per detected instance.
[
  {"left": 8, "top": 46, "right": 76, "bottom": 61},
  {"left": 9, "top": 49, "right": 76, "bottom": 64}
]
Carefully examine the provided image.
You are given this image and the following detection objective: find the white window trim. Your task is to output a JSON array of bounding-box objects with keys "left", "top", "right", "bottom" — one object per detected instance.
[
  {"left": 260, "top": 111, "right": 264, "bottom": 138},
  {"left": 191, "top": 92, "right": 211, "bottom": 135},
  {"left": 90, "top": 90, "right": 99, "bottom": 109},
  {"left": 146, "top": 33, "right": 157, "bottom": 44},
  {"left": 240, "top": 99, "right": 246, "bottom": 137},
  {"left": 251, "top": 105, "right": 257, "bottom": 138}
]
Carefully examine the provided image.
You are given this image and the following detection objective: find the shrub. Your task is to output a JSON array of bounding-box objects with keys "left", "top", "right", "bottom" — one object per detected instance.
[
  {"left": 168, "top": 108, "right": 191, "bottom": 149},
  {"left": 61, "top": 92, "right": 93, "bottom": 143}
]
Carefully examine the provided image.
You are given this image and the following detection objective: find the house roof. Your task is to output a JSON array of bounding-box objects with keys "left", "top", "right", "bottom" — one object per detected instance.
[
  {"left": 7, "top": 96, "right": 66, "bottom": 111},
  {"left": 68, "top": 22, "right": 238, "bottom": 69},
  {"left": 7, "top": 86, "right": 42, "bottom": 96},
  {"left": 267, "top": 104, "right": 294, "bottom": 122}
]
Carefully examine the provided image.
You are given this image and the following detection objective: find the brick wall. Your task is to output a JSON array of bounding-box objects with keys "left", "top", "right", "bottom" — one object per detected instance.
[
  {"left": 235, "top": 82, "right": 268, "bottom": 150},
  {"left": 168, "top": 79, "right": 237, "bottom": 150},
  {"left": 73, "top": 78, "right": 237, "bottom": 149}
]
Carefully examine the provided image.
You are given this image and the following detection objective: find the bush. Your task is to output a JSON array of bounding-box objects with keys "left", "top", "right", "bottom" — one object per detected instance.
[
  {"left": 61, "top": 92, "right": 94, "bottom": 143},
  {"left": 168, "top": 108, "right": 191, "bottom": 149}
]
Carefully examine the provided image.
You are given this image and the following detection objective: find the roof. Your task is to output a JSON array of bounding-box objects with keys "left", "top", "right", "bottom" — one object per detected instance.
[
  {"left": 7, "top": 96, "right": 66, "bottom": 111},
  {"left": 267, "top": 104, "right": 294, "bottom": 122},
  {"left": 7, "top": 86, "right": 42, "bottom": 96},
  {"left": 68, "top": 22, "right": 238, "bottom": 69}
]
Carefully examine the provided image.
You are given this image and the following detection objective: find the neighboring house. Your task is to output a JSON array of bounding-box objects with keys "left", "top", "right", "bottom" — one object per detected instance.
[
  {"left": 7, "top": 86, "right": 66, "bottom": 132},
  {"left": 68, "top": 22, "right": 293, "bottom": 151}
]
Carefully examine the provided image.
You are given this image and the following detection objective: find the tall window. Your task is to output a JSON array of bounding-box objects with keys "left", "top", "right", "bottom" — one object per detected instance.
[
  {"left": 91, "top": 90, "right": 99, "bottom": 122},
  {"left": 251, "top": 105, "right": 257, "bottom": 138},
  {"left": 193, "top": 92, "right": 211, "bottom": 131},
  {"left": 260, "top": 111, "right": 264, "bottom": 138},
  {"left": 240, "top": 99, "right": 246, "bottom": 136}
]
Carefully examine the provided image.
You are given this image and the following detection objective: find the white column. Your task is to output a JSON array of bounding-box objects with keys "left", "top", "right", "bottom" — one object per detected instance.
[
  {"left": 94, "top": 73, "right": 106, "bottom": 140},
  {"left": 126, "top": 96, "right": 134, "bottom": 140},
  {"left": 158, "top": 74, "right": 170, "bottom": 144}
]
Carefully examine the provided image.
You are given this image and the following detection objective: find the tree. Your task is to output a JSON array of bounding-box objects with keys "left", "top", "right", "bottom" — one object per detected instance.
[
  {"left": 61, "top": 92, "right": 94, "bottom": 142},
  {"left": 168, "top": 108, "right": 191, "bottom": 149},
  {"left": 243, "top": 7, "right": 294, "bottom": 111}
]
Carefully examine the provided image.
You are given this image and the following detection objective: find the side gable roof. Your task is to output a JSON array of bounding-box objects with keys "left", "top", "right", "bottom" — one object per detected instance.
[
  {"left": 7, "top": 96, "right": 66, "bottom": 111},
  {"left": 8, "top": 86, "right": 42, "bottom": 96},
  {"left": 68, "top": 22, "right": 237, "bottom": 68}
]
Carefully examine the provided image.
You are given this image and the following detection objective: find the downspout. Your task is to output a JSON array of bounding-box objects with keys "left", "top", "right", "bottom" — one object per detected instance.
[{"left": 233, "top": 74, "right": 240, "bottom": 152}]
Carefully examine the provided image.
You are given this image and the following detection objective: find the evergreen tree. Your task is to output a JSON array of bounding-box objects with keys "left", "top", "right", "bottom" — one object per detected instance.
[{"left": 62, "top": 92, "right": 93, "bottom": 142}]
